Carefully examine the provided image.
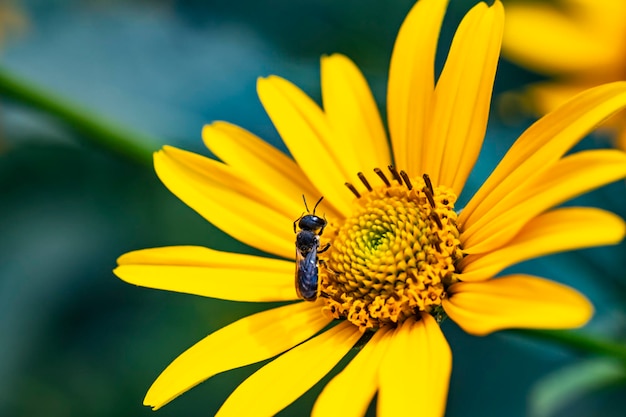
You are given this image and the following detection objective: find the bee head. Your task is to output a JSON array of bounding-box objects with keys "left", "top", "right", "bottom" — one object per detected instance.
[{"left": 298, "top": 214, "right": 327, "bottom": 233}]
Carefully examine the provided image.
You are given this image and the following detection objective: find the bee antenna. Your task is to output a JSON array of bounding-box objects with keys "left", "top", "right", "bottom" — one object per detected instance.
[
  {"left": 301, "top": 194, "right": 310, "bottom": 213},
  {"left": 312, "top": 196, "right": 324, "bottom": 214}
]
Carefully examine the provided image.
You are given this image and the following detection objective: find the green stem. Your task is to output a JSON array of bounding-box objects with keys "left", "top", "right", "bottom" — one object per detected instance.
[
  {"left": 0, "top": 66, "right": 159, "bottom": 165},
  {"left": 515, "top": 329, "right": 626, "bottom": 362}
]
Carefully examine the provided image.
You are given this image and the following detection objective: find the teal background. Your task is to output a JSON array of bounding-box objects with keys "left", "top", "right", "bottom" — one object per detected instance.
[{"left": 1, "top": 0, "right": 625, "bottom": 416}]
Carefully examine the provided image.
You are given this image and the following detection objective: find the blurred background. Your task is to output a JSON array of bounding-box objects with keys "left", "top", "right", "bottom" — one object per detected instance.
[{"left": 1, "top": 0, "right": 625, "bottom": 416}]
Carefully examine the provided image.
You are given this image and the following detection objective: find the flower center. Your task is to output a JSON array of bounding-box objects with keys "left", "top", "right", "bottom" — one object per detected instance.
[{"left": 319, "top": 167, "right": 463, "bottom": 331}]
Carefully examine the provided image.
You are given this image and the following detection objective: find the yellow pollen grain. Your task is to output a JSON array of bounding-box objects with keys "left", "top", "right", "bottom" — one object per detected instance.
[{"left": 319, "top": 174, "right": 462, "bottom": 331}]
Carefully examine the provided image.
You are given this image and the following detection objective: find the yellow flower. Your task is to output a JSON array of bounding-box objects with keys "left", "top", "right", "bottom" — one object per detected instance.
[
  {"left": 502, "top": 0, "right": 626, "bottom": 149},
  {"left": 114, "top": 0, "right": 626, "bottom": 415}
]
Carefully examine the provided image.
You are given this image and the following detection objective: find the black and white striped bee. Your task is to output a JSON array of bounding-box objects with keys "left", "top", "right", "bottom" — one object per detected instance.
[{"left": 293, "top": 196, "right": 330, "bottom": 301}]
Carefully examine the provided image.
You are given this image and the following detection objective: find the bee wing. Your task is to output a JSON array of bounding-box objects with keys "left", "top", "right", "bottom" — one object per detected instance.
[
  {"left": 295, "top": 248, "right": 305, "bottom": 299},
  {"left": 296, "top": 247, "right": 319, "bottom": 301}
]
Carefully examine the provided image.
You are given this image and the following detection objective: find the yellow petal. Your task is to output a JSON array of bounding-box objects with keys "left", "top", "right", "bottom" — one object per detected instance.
[
  {"left": 312, "top": 327, "right": 392, "bottom": 417},
  {"left": 426, "top": 0, "right": 503, "bottom": 195},
  {"left": 154, "top": 146, "right": 294, "bottom": 258},
  {"left": 458, "top": 208, "right": 625, "bottom": 281},
  {"left": 257, "top": 75, "right": 353, "bottom": 216},
  {"left": 114, "top": 246, "right": 297, "bottom": 302},
  {"left": 528, "top": 81, "right": 594, "bottom": 115},
  {"left": 443, "top": 275, "right": 594, "bottom": 336},
  {"left": 321, "top": 54, "right": 391, "bottom": 173},
  {"left": 462, "top": 149, "right": 626, "bottom": 254},
  {"left": 144, "top": 301, "right": 332, "bottom": 410},
  {"left": 502, "top": 2, "right": 621, "bottom": 74},
  {"left": 378, "top": 314, "right": 451, "bottom": 417},
  {"left": 215, "top": 321, "right": 361, "bottom": 417},
  {"left": 460, "top": 81, "right": 626, "bottom": 229},
  {"left": 387, "top": 0, "right": 449, "bottom": 176},
  {"left": 202, "top": 122, "right": 343, "bottom": 221},
  {"left": 582, "top": 0, "right": 626, "bottom": 31}
]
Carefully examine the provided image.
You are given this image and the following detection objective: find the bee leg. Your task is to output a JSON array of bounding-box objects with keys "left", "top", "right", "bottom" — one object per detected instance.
[
  {"left": 318, "top": 258, "right": 336, "bottom": 277},
  {"left": 317, "top": 213, "right": 328, "bottom": 236},
  {"left": 318, "top": 258, "right": 333, "bottom": 274},
  {"left": 317, "top": 261, "right": 337, "bottom": 300},
  {"left": 293, "top": 214, "right": 303, "bottom": 233},
  {"left": 318, "top": 243, "right": 331, "bottom": 254}
]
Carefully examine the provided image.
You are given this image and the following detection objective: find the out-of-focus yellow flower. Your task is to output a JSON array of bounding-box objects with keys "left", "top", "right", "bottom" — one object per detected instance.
[
  {"left": 0, "top": 1, "right": 27, "bottom": 44},
  {"left": 114, "top": 0, "right": 626, "bottom": 415},
  {"left": 502, "top": 0, "right": 626, "bottom": 149}
]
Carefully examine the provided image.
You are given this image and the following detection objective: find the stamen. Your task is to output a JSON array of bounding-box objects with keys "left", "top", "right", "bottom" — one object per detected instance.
[
  {"left": 358, "top": 172, "right": 373, "bottom": 191},
  {"left": 345, "top": 182, "right": 361, "bottom": 198},
  {"left": 387, "top": 165, "right": 403, "bottom": 184},
  {"left": 422, "top": 174, "right": 436, "bottom": 208},
  {"left": 399, "top": 171, "right": 413, "bottom": 190},
  {"left": 431, "top": 234, "right": 443, "bottom": 252},
  {"left": 430, "top": 212, "right": 443, "bottom": 229},
  {"left": 374, "top": 168, "right": 391, "bottom": 187},
  {"left": 423, "top": 173, "right": 434, "bottom": 194},
  {"left": 424, "top": 187, "right": 436, "bottom": 209}
]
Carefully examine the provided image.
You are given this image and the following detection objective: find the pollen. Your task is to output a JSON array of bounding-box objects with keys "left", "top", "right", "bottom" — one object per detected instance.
[{"left": 319, "top": 168, "right": 463, "bottom": 331}]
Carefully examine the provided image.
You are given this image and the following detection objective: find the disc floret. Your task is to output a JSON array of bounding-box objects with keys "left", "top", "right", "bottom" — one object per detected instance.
[{"left": 320, "top": 168, "right": 463, "bottom": 331}]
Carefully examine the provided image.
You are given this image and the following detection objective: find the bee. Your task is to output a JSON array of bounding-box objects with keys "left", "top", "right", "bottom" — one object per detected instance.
[{"left": 294, "top": 196, "right": 330, "bottom": 301}]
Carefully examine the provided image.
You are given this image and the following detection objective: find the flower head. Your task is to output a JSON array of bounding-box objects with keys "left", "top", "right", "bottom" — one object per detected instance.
[
  {"left": 114, "top": 0, "right": 626, "bottom": 415},
  {"left": 502, "top": 0, "right": 626, "bottom": 149}
]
